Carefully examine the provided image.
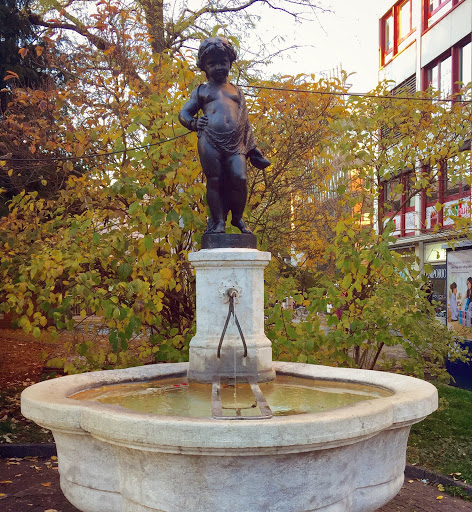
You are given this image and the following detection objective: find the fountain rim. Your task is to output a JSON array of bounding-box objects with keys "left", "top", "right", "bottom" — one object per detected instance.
[{"left": 21, "top": 361, "right": 437, "bottom": 455}]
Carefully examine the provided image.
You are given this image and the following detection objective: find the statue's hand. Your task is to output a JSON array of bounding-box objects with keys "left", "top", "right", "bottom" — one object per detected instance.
[{"left": 196, "top": 116, "right": 208, "bottom": 131}]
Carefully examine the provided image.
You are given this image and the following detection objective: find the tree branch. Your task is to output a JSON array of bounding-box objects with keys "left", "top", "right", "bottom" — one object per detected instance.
[{"left": 28, "top": 14, "right": 147, "bottom": 91}]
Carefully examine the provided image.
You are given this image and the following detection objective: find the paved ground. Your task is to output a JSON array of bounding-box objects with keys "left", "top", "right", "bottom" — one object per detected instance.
[
  {"left": 377, "top": 479, "right": 472, "bottom": 512},
  {"left": 1, "top": 457, "right": 471, "bottom": 512}
]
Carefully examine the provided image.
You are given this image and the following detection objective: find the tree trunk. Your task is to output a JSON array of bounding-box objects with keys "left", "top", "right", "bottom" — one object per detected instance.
[{"left": 139, "top": 0, "right": 166, "bottom": 54}]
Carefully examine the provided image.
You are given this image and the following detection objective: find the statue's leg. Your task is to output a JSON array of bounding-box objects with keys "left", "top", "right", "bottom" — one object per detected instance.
[
  {"left": 227, "top": 154, "right": 251, "bottom": 234},
  {"left": 198, "top": 137, "right": 225, "bottom": 233}
]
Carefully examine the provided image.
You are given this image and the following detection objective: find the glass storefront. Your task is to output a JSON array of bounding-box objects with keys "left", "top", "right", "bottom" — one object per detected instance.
[{"left": 425, "top": 242, "right": 447, "bottom": 318}]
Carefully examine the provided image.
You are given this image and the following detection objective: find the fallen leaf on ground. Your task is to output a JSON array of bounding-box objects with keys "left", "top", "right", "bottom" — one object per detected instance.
[
  {"left": 41, "top": 482, "right": 52, "bottom": 487},
  {"left": 437, "top": 495, "right": 444, "bottom": 500},
  {"left": 0, "top": 480, "right": 12, "bottom": 484}
]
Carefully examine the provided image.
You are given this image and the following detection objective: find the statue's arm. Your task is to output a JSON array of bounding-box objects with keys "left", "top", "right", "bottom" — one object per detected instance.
[
  {"left": 237, "top": 86, "right": 270, "bottom": 169},
  {"left": 179, "top": 88, "right": 201, "bottom": 131}
]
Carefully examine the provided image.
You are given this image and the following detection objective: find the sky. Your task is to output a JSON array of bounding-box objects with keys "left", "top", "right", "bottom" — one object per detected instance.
[{"left": 246, "top": 0, "right": 381, "bottom": 93}]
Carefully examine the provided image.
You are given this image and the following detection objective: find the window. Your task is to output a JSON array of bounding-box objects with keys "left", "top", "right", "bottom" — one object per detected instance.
[
  {"left": 385, "top": 13, "right": 394, "bottom": 55},
  {"left": 424, "top": 39, "right": 472, "bottom": 98},
  {"left": 428, "top": 0, "right": 448, "bottom": 14},
  {"left": 440, "top": 56, "right": 452, "bottom": 96},
  {"left": 427, "top": 171, "right": 439, "bottom": 202},
  {"left": 384, "top": 177, "right": 402, "bottom": 214},
  {"left": 421, "top": 158, "right": 471, "bottom": 231},
  {"left": 426, "top": 56, "right": 452, "bottom": 97},
  {"left": 405, "top": 173, "right": 417, "bottom": 208},
  {"left": 445, "top": 157, "right": 471, "bottom": 197},
  {"left": 460, "top": 42, "right": 471, "bottom": 90},
  {"left": 381, "top": 0, "right": 414, "bottom": 66},
  {"left": 424, "top": 0, "right": 463, "bottom": 29},
  {"left": 381, "top": 171, "right": 417, "bottom": 236},
  {"left": 445, "top": 169, "right": 460, "bottom": 197},
  {"left": 398, "top": 0, "right": 412, "bottom": 41}
]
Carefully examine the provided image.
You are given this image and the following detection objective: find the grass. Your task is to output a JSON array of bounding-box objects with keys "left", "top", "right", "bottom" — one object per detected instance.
[
  {"left": 407, "top": 383, "right": 472, "bottom": 483},
  {"left": 445, "top": 485, "right": 472, "bottom": 500}
]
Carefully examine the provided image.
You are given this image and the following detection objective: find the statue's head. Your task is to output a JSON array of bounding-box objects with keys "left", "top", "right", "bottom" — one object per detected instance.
[{"left": 197, "top": 37, "right": 238, "bottom": 73}]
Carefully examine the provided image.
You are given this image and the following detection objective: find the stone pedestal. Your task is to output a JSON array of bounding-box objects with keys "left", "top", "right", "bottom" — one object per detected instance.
[{"left": 187, "top": 248, "right": 275, "bottom": 382}]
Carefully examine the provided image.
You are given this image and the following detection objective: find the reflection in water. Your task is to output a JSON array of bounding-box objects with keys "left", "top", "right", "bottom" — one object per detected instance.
[{"left": 72, "top": 375, "right": 392, "bottom": 418}]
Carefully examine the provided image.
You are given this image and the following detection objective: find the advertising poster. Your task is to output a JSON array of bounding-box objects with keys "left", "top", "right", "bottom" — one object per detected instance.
[
  {"left": 447, "top": 248, "right": 472, "bottom": 338},
  {"left": 428, "top": 265, "right": 446, "bottom": 318}
]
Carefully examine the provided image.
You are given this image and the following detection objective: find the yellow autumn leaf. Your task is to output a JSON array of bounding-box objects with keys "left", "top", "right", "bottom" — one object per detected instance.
[
  {"left": 161, "top": 268, "right": 172, "bottom": 280},
  {"left": 436, "top": 495, "right": 443, "bottom": 500}
]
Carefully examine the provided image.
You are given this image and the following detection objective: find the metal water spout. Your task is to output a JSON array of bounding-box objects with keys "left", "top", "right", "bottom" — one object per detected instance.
[
  {"left": 217, "top": 288, "right": 247, "bottom": 359},
  {"left": 212, "top": 288, "right": 272, "bottom": 420}
]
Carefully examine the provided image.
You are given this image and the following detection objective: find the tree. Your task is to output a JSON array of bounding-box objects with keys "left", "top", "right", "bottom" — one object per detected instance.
[
  {"left": 1, "top": 0, "right": 43, "bottom": 104},
  {"left": 1, "top": 0, "right": 333, "bottom": 209},
  {"left": 265, "top": 220, "right": 469, "bottom": 381},
  {"left": 246, "top": 73, "right": 348, "bottom": 263},
  {"left": 26, "top": 0, "right": 331, "bottom": 65},
  {"left": 0, "top": 0, "right": 342, "bottom": 371},
  {"left": 338, "top": 83, "right": 472, "bottom": 236},
  {"left": 0, "top": 53, "right": 206, "bottom": 371},
  {"left": 0, "top": 0, "right": 72, "bottom": 210},
  {"left": 265, "top": 84, "right": 472, "bottom": 381}
]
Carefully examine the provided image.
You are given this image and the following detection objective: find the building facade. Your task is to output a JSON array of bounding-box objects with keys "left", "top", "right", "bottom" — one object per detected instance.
[{"left": 377, "top": 0, "right": 472, "bottom": 317}]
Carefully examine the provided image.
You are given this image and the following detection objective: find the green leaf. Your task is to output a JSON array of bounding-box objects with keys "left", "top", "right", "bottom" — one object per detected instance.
[
  {"left": 151, "top": 212, "right": 165, "bottom": 227},
  {"left": 129, "top": 201, "right": 141, "bottom": 215},
  {"left": 118, "top": 263, "right": 133, "bottom": 281},
  {"left": 166, "top": 210, "right": 179, "bottom": 223},
  {"left": 109, "top": 331, "right": 118, "bottom": 352},
  {"left": 144, "top": 235, "right": 154, "bottom": 251}
]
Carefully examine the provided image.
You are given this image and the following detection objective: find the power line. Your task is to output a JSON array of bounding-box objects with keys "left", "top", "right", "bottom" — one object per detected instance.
[
  {"left": 0, "top": 131, "right": 191, "bottom": 164},
  {"left": 1, "top": 83, "right": 471, "bottom": 165},
  {"left": 244, "top": 84, "right": 472, "bottom": 103}
]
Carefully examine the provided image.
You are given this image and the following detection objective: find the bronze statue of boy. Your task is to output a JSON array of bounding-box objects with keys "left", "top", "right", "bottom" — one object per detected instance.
[{"left": 179, "top": 37, "right": 270, "bottom": 234}]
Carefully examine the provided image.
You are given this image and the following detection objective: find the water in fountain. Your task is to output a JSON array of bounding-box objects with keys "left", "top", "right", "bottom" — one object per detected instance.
[{"left": 71, "top": 374, "right": 392, "bottom": 418}]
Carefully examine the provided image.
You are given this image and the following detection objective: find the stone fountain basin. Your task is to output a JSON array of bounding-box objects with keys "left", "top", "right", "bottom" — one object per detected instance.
[{"left": 21, "top": 362, "right": 437, "bottom": 512}]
